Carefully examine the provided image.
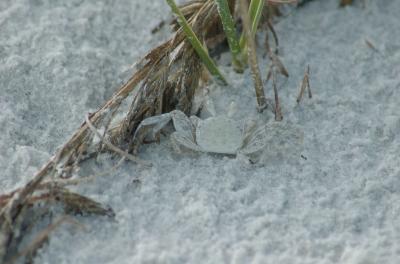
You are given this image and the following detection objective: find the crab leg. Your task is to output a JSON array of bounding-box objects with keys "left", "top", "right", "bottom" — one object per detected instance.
[
  {"left": 240, "top": 124, "right": 268, "bottom": 155},
  {"left": 171, "top": 132, "right": 202, "bottom": 153},
  {"left": 169, "top": 110, "right": 203, "bottom": 152},
  {"left": 132, "top": 112, "right": 173, "bottom": 152},
  {"left": 170, "top": 110, "right": 195, "bottom": 141},
  {"left": 132, "top": 110, "right": 199, "bottom": 153}
]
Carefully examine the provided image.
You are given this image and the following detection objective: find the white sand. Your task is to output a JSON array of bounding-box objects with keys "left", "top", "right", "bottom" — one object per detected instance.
[{"left": 1, "top": 0, "right": 400, "bottom": 263}]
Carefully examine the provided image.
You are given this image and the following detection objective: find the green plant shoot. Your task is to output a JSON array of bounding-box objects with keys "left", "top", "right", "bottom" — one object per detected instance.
[
  {"left": 239, "top": 0, "right": 265, "bottom": 52},
  {"left": 215, "top": 0, "right": 243, "bottom": 73},
  {"left": 166, "top": 0, "right": 227, "bottom": 85}
]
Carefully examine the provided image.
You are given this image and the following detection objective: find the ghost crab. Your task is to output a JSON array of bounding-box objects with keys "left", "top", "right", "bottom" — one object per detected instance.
[{"left": 133, "top": 109, "right": 268, "bottom": 158}]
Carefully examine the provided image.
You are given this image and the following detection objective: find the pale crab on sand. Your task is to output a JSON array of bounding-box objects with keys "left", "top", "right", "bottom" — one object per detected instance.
[{"left": 133, "top": 102, "right": 268, "bottom": 158}]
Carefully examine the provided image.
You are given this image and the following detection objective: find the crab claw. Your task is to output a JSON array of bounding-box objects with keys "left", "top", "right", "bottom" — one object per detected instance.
[
  {"left": 170, "top": 110, "right": 195, "bottom": 142},
  {"left": 171, "top": 132, "right": 202, "bottom": 153}
]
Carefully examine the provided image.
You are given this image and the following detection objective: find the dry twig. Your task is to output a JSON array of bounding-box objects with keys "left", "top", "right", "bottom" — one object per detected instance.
[{"left": 296, "top": 65, "right": 312, "bottom": 103}]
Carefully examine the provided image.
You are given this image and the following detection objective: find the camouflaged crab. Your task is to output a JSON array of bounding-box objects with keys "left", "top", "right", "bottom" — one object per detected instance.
[{"left": 133, "top": 109, "right": 268, "bottom": 157}]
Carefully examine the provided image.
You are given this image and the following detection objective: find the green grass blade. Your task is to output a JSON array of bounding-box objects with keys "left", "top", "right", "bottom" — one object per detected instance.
[
  {"left": 214, "top": 0, "right": 243, "bottom": 72},
  {"left": 239, "top": 0, "right": 267, "bottom": 111},
  {"left": 239, "top": 0, "right": 265, "bottom": 51},
  {"left": 165, "top": 0, "right": 227, "bottom": 85}
]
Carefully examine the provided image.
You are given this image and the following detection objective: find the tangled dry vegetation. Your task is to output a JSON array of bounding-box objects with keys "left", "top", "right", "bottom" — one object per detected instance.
[{"left": 0, "top": 0, "right": 352, "bottom": 262}]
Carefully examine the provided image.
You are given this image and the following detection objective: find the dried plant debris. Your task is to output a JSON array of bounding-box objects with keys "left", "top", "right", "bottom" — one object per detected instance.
[
  {"left": 297, "top": 65, "right": 312, "bottom": 103},
  {"left": 271, "top": 68, "right": 283, "bottom": 121},
  {"left": 265, "top": 49, "right": 289, "bottom": 120},
  {"left": 296, "top": 0, "right": 317, "bottom": 8},
  {"left": 339, "top": 0, "right": 367, "bottom": 7},
  {"left": 7, "top": 217, "right": 84, "bottom": 264},
  {"left": 0, "top": 178, "right": 112, "bottom": 263},
  {"left": 365, "top": 39, "right": 379, "bottom": 53},
  {"left": 264, "top": 18, "right": 280, "bottom": 54},
  {"left": 339, "top": 0, "right": 353, "bottom": 7}
]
